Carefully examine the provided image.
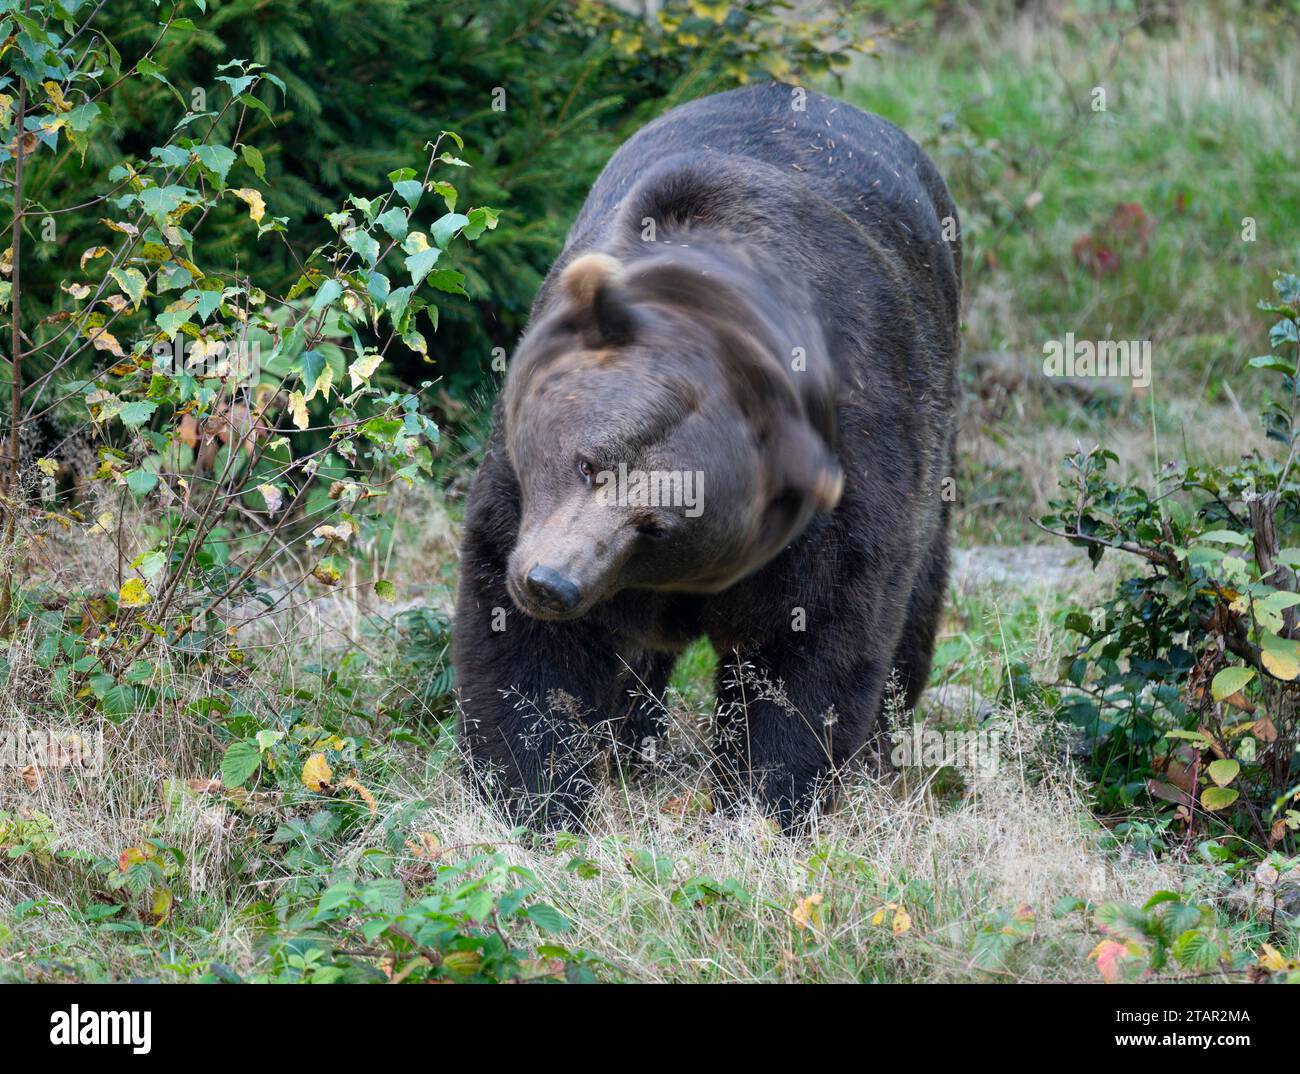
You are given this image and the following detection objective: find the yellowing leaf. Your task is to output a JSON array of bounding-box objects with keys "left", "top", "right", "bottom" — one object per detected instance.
[
  {"left": 1260, "top": 633, "right": 1300, "bottom": 681},
  {"left": 348, "top": 350, "right": 383, "bottom": 388},
  {"left": 36, "top": 457, "right": 59, "bottom": 477},
  {"left": 1200, "top": 785, "right": 1239, "bottom": 812},
  {"left": 792, "top": 893, "right": 823, "bottom": 932},
  {"left": 256, "top": 484, "right": 283, "bottom": 513},
  {"left": 109, "top": 266, "right": 147, "bottom": 310},
  {"left": 301, "top": 752, "right": 333, "bottom": 793},
  {"left": 1259, "top": 944, "right": 1296, "bottom": 971},
  {"left": 312, "top": 560, "right": 342, "bottom": 585},
  {"left": 1211, "top": 666, "right": 1256, "bottom": 701},
  {"left": 402, "top": 231, "right": 430, "bottom": 253},
  {"left": 99, "top": 218, "right": 139, "bottom": 238},
  {"left": 149, "top": 888, "right": 174, "bottom": 925},
  {"left": 80, "top": 245, "right": 110, "bottom": 270},
  {"left": 117, "top": 844, "right": 154, "bottom": 871},
  {"left": 313, "top": 522, "right": 353, "bottom": 544},
  {"left": 42, "top": 80, "right": 73, "bottom": 112},
  {"left": 231, "top": 187, "right": 266, "bottom": 223},
  {"left": 88, "top": 328, "right": 125, "bottom": 357},
  {"left": 868, "top": 901, "right": 910, "bottom": 933},
  {"left": 304, "top": 360, "right": 333, "bottom": 403},
  {"left": 1207, "top": 758, "right": 1240, "bottom": 787},
  {"left": 118, "top": 577, "right": 150, "bottom": 607},
  {"left": 288, "top": 389, "right": 308, "bottom": 430}
]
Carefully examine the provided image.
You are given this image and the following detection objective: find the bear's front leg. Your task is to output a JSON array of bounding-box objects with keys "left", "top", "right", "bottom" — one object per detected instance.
[
  {"left": 711, "top": 645, "right": 889, "bottom": 830},
  {"left": 455, "top": 570, "right": 632, "bottom": 829}
]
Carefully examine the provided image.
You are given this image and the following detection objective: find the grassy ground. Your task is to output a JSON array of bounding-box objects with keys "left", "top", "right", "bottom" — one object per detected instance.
[
  {"left": 850, "top": 1, "right": 1299, "bottom": 541},
  {"left": 3, "top": 3, "right": 1299, "bottom": 982}
]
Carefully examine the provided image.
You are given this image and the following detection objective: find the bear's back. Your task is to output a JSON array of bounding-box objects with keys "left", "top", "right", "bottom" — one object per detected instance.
[{"left": 558, "top": 83, "right": 959, "bottom": 324}]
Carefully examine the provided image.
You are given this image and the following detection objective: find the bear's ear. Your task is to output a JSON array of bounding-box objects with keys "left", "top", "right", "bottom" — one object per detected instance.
[
  {"left": 560, "top": 252, "right": 638, "bottom": 345},
  {"left": 560, "top": 253, "right": 622, "bottom": 305},
  {"left": 774, "top": 420, "right": 843, "bottom": 513},
  {"left": 591, "top": 278, "right": 638, "bottom": 345}
]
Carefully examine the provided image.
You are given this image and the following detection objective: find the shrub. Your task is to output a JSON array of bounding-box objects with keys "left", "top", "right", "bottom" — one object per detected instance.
[{"left": 1041, "top": 273, "right": 1300, "bottom": 852}]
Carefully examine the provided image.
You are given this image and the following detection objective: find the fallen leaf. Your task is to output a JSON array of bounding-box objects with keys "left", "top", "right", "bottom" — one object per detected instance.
[{"left": 301, "top": 752, "right": 333, "bottom": 792}]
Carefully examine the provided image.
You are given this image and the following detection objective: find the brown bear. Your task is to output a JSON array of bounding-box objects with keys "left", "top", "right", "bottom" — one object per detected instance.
[{"left": 454, "top": 83, "right": 961, "bottom": 830}]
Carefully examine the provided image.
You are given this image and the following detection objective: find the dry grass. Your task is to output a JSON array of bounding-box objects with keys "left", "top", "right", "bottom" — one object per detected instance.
[{"left": 1, "top": 487, "right": 1190, "bottom": 982}]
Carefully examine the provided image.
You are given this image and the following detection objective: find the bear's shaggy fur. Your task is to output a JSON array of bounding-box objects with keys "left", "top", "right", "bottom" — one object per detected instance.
[{"left": 454, "top": 83, "right": 961, "bottom": 829}]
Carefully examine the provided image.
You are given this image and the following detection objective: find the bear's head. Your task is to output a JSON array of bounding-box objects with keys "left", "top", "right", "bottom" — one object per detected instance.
[{"left": 501, "top": 251, "right": 841, "bottom": 621}]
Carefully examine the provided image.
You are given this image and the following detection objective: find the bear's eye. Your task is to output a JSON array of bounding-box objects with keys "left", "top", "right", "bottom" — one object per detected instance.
[{"left": 575, "top": 457, "right": 595, "bottom": 485}]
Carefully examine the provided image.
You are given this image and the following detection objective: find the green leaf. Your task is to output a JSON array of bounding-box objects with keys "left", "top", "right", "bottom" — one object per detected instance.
[
  {"left": 240, "top": 143, "right": 265, "bottom": 181},
  {"left": 374, "top": 579, "right": 396, "bottom": 602},
  {"left": 405, "top": 247, "right": 441, "bottom": 288},
  {"left": 1248, "top": 354, "right": 1295, "bottom": 374},
  {"left": 138, "top": 184, "right": 186, "bottom": 221},
  {"left": 1197, "top": 530, "right": 1250, "bottom": 547},
  {"left": 311, "top": 278, "right": 343, "bottom": 314},
  {"left": 316, "top": 884, "right": 359, "bottom": 915},
  {"left": 1171, "top": 928, "right": 1220, "bottom": 971},
  {"left": 221, "top": 740, "right": 262, "bottom": 789},
  {"left": 194, "top": 144, "right": 237, "bottom": 185},
  {"left": 299, "top": 350, "right": 327, "bottom": 395},
  {"left": 1210, "top": 666, "right": 1255, "bottom": 701},
  {"left": 125, "top": 470, "right": 159, "bottom": 496},
  {"left": 99, "top": 684, "right": 139, "bottom": 723},
  {"left": 430, "top": 180, "right": 456, "bottom": 212},
  {"left": 430, "top": 212, "right": 469, "bottom": 248},
  {"left": 525, "top": 903, "right": 571, "bottom": 934},
  {"left": 344, "top": 226, "right": 381, "bottom": 266},
  {"left": 375, "top": 207, "right": 408, "bottom": 242},
  {"left": 393, "top": 180, "right": 423, "bottom": 209},
  {"left": 463, "top": 206, "right": 499, "bottom": 240},
  {"left": 119, "top": 401, "right": 158, "bottom": 428},
  {"left": 386, "top": 286, "right": 413, "bottom": 326},
  {"left": 425, "top": 269, "right": 467, "bottom": 296}
]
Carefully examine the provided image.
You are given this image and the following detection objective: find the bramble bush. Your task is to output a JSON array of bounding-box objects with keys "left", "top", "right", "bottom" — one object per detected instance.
[{"left": 1042, "top": 272, "right": 1300, "bottom": 855}]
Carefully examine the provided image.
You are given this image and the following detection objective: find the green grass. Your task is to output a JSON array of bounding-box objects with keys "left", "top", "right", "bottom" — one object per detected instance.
[{"left": 839, "top": 4, "right": 1300, "bottom": 543}]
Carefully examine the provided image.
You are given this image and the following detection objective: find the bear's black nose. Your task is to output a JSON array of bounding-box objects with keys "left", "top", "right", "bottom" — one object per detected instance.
[{"left": 525, "top": 565, "right": 582, "bottom": 613}]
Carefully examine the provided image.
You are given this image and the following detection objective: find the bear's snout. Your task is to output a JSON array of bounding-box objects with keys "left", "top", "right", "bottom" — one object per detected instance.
[{"left": 524, "top": 565, "right": 582, "bottom": 615}]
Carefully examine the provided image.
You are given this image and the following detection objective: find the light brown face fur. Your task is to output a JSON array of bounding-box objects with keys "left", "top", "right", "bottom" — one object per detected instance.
[{"left": 502, "top": 252, "right": 841, "bottom": 621}]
